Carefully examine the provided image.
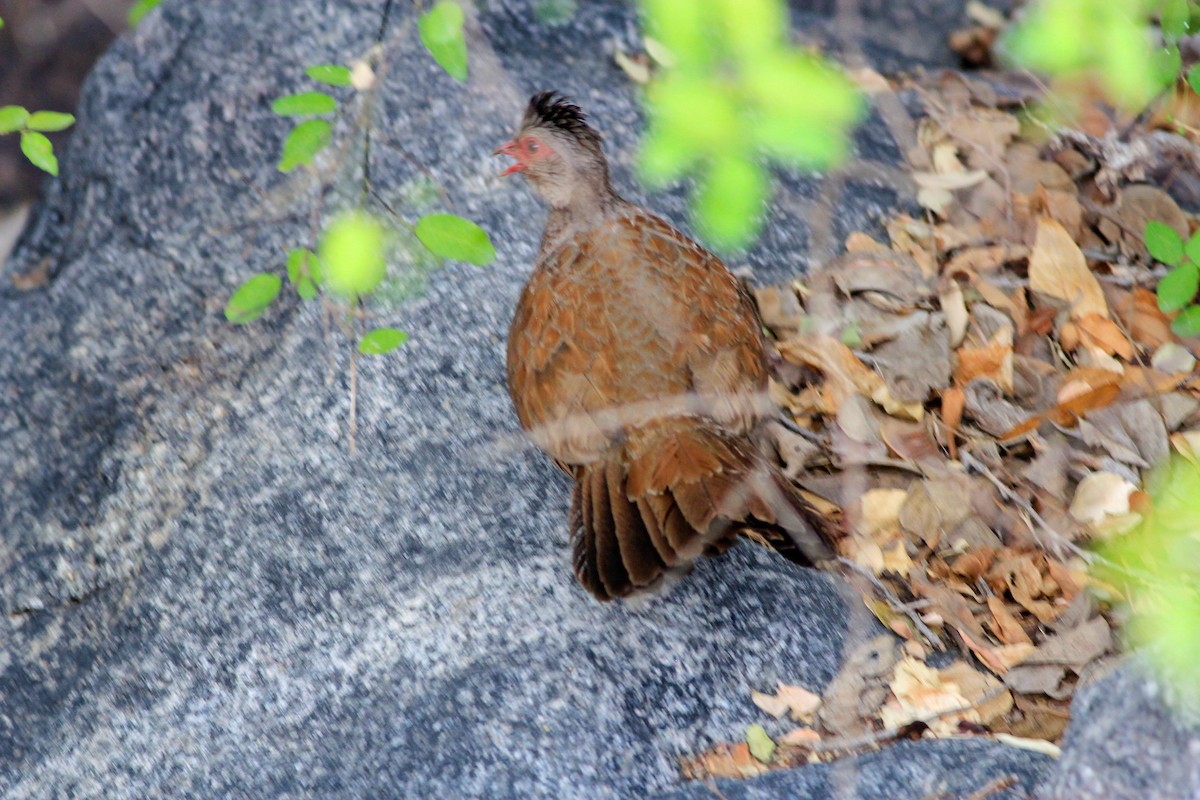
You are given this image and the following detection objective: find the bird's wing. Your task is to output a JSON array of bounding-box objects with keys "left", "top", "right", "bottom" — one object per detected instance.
[
  {"left": 506, "top": 209, "right": 768, "bottom": 466},
  {"left": 615, "top": 209, "right": 769, "bottom": 431}
]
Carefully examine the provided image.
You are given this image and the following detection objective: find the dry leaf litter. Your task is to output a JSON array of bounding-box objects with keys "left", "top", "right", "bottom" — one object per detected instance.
[{"left": 677, "top": 55, "right": 1200, "bottom": 782}]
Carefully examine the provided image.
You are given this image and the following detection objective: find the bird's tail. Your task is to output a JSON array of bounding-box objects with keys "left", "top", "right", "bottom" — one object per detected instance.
[{"left": 570, "top": 423, "right": 833, "bottom": 600}]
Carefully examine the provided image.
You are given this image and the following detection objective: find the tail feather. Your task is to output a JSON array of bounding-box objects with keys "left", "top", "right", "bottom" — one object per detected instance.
[
  {"left": 636, "top": 496, "right": 678, "bottom": 564},
  {"left": 572, "top": 474, "right": 603, "bottom": 597},
  {"left": 588, "top": 464, "right": 631, "bottom": 598},
  {"left": 606, "top": 462, "right": 665, "bottom": 585},
  {"left": 568, "top": 423, "right": 833, "bottom": 601}
]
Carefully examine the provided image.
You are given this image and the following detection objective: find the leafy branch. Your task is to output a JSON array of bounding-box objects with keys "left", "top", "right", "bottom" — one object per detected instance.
[{"left": 222, "top": 1, "right": 491, "bottom": 453}]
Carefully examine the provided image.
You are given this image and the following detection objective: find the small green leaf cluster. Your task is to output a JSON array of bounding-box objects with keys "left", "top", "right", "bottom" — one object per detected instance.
[
  {"left": 224, "top": 212, "right": 495, "bottom": 357},
  {"left": 1145, "top": 220, "right": 1200, "bottom": 337},
  {"left": 638, "top": 0, "right": 865, "bottom": 251},
  {"left": 419, "top": 2, "right": 469, "bottom": 82},
  {"left": 1006, "top": 0, "right": 1185, "bottom": 111},
  {"left": 0, "top": 106, "right": 75, "bottom": 176},
  {"left": 273, "top": 65, "right": 353, "bottom": 173},
  {"left": 1097, "top": 455, "right": 1200, "bottom": 713},
  {"left": 128, "top": 0, "right": 162, "bottom": 26}
]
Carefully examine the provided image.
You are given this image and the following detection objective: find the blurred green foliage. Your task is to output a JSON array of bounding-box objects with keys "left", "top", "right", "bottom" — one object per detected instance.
[
  {"left": 638, "top": 0, "right": 865, "bottom": 251},
  {"left": 1006, "top": 0, "right": 1189, "bottom": 111},
  {"left": 1097, "top": 456, "right": 1200, "bottom": 710},
  {"left": 128, "top": 0, "right": 162, "bottom": 27},
  {"left": 419, "top": 1, "right": 469, "bottom": 82}
]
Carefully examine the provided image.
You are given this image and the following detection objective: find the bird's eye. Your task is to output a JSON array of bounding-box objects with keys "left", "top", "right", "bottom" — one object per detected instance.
[{"left": 527, "top": 140, "right": 540, "bottom": 153}]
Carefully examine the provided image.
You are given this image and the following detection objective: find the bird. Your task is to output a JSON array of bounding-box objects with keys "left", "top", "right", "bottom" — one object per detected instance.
[{"left": 496, "top": 91, "right": 833, "bottom": 601}]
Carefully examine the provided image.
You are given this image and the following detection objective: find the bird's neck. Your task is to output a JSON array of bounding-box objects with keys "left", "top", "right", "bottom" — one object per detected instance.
[{"left": 541, "top": 186, "right": 622, "bottom": 254}]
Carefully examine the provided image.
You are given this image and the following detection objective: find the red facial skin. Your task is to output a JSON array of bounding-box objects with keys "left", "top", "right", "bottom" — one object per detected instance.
[{"left": 494, "top": 135, "right": 550, "bottom": 176}]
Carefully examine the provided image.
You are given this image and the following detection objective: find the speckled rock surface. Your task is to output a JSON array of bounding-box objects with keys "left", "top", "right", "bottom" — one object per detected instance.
[
  {"left": 0, "top": 1, "right": 1060, "bottom": 798},
  {"left": 1038, "top": 661, "right": 1200, "bottom": 800}
]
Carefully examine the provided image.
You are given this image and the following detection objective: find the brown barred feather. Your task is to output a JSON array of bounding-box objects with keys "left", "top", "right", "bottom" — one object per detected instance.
[
  {"left": 589, "top": 464, "right": 631, "bottom": 599},
  {"left": 605, "top": 462, "right": 666, "bottom": 586}
]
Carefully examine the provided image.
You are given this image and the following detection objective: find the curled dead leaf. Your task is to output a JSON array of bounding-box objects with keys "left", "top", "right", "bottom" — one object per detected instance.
[{"left": 1027, "top": 217, "right": 1108, "bottom": 321}]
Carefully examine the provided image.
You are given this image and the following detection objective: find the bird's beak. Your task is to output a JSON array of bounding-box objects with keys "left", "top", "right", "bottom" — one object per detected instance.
[{"left": 494, "top": 140, "right": 525, "bottom": 176}]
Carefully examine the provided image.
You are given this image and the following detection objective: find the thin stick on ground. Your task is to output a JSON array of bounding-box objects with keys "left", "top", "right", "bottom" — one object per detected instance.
[
  {"left": 837, "top": 557, "right": 945, "bottom": 650},
  {"left": 958, "top": 449, "right": 1091, "bottom": 563}
]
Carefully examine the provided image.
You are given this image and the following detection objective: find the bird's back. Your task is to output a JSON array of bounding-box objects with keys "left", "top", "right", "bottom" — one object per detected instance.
[{"left": 506, "top": 204, "right": 769, "bottom": 468}]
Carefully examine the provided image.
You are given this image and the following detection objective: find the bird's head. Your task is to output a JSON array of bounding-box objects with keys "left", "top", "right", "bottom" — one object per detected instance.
[{"left": 494, "top": 91, "right": 611, "bottom": 210}]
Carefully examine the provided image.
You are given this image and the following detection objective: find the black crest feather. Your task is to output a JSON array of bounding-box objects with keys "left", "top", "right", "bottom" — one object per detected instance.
[{"left": 523, "top": 91, "right": 601, "bottom": 149}]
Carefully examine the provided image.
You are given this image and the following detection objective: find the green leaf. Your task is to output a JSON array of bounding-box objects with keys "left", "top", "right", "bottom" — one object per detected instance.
[
  {"left": 745, "top": 724, "right": 776, "bottom": 763},
  {"left": 306, "top": 64, "right": 352, "bottom": 86},
  {"left": 642, "top": 0, "right": 706, "bottom": 67},
  {"left": 358, "top": 327, "right": 409, "bottom": 355},
  {"left": 716, "top": 0, "right": 785, "bottom": 56},
  {"left": 840, "top": 322, "right": 862, "bottom": 347},
  {"left": 1189, "top": 63, "right": 1200, "bottom": 95},
  {"left": 286, "top": 248, "right": 321, "bottom": 301},
  {"left": 693, "top": 155, "right": 767, "bottom": 252},
  {"left": 272, "top": 92, "right": 337, "bottom": 117},
  {"left": 128, "top": 0, "right": 161, "bottom": 25},
  {"left": 319, "top": 212, "right": 387, "bottom": 298},
  {"left": 1146, "top": 220, "right": 1185, "bottom": 265},
  {"left": 414, "top": 214, "right": 496, "bottom": 266},
  {"left": 1154, "top": 45, "right": 1183, "bottom": 90},
  {"left": 224, "top": 273, "right": 282, "bottom": 324},
  {"left": 1158, "top": 263, "right": 1200, "bottom": 313},
  {"left": 26, "top": 111, "right": 75, "bottom": 132},
  {"left": 1171, "top": 303, "right": 1200, "bottom": 337},
  {"left": 20, "top": 131, "right": 58, "bottom": 176},
  {"left": 1162, "top": 0, "right": 1190, "bottom": 41},
  {"left": 1186, "top": 230, "right": 1200, "bottom": 266},
  {"left": 418, "top": 1, "right": 469, "bottom": 82},
  {"left": 0, "top": 105, "right": 29, "bottom": 134},
  {"left": 278, "top": 119, "right": 332, "bottom": 172}
]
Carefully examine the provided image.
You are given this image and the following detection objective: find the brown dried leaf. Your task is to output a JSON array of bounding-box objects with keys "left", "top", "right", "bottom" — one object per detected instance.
[
  {"left": 777, "top": 684, "right": 822, "bottom": 721},
  {"left": 994, "top": 694, "right": 1072, "bottom": 742},
  {"left": 1079, "top": 399, "right": 1169, "bottom": 469},
  {"left": 941, "top": 386, "right": 965, "bottom": 457},
  {"left": 1068, "top": 471, "right": 1136, "bottom": 525},
  {"left": 946, "top": 245, "right": 1027, "bottom": 274},
  {"left": 939, "top": 660, "right": 1014, "bottom": 724},
  {"left": 1075, "top": 313, "right": 1135, "bottom": 360},
  {"left": 941, "top": 278, "right": 969, "bottom": 347},
  {"left": 880, "top": 655, "right": 978, "bottom": 736},
  {"left": 955, "top": 326, "right": 1014, "bottom": 393},
  {"left": 959, "top": 627, "right": 1036, "bottom": 674},
  {"left": 880, "top": 417, "right": 941, "bottom": 462},
  {"left": 829, "top": 251, "right": 934, "bottom": 310},
  {"left": 950, "top": 546, "right": 996, "bottom": 583},
  {"left": 987, "top": 595, "right": 1033, "bottom": 645},
  {"left": 613, "top": 49, "right": 651, "bottom": 83},
  {"left": 1113, "top": 184, "right": 1188, "bottom": 259},
  {"left": 750, "top": 689, "right": 790, "bottom": 718},
  {"left": 777, "top": 334, "right": 924, "bottom": 420},
  {"left": 1113, "top": 288, "right": 1173, "bottom": 350},
  {"left": 778, "top": 727, "right": 821, "bottom": 747},
  {"left": 755, "top": 286, "right": 805, "bottom": 336},
  {"left": 845, "top": 231, "right": 890, "bottom": 252},
  {"left": 1028, "top": 217, "right": 1108, "bottom": 320},
  {"left": 1000, "top": 383, "right": 1122, "bottom": 440}
]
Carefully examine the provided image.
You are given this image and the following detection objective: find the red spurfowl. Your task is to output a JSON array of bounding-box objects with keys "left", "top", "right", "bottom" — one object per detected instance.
[{"left": 497, "top": 91, "right": 832, "bottom": 601}]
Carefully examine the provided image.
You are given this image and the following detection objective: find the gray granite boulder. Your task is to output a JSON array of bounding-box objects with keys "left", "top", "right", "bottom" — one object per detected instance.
[
  {"left": 0, "top": 0, "right": 1086, "bottom": 797},
  {"left": 1039, "top": 661, "right": 1200, "bottom": 800}
]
